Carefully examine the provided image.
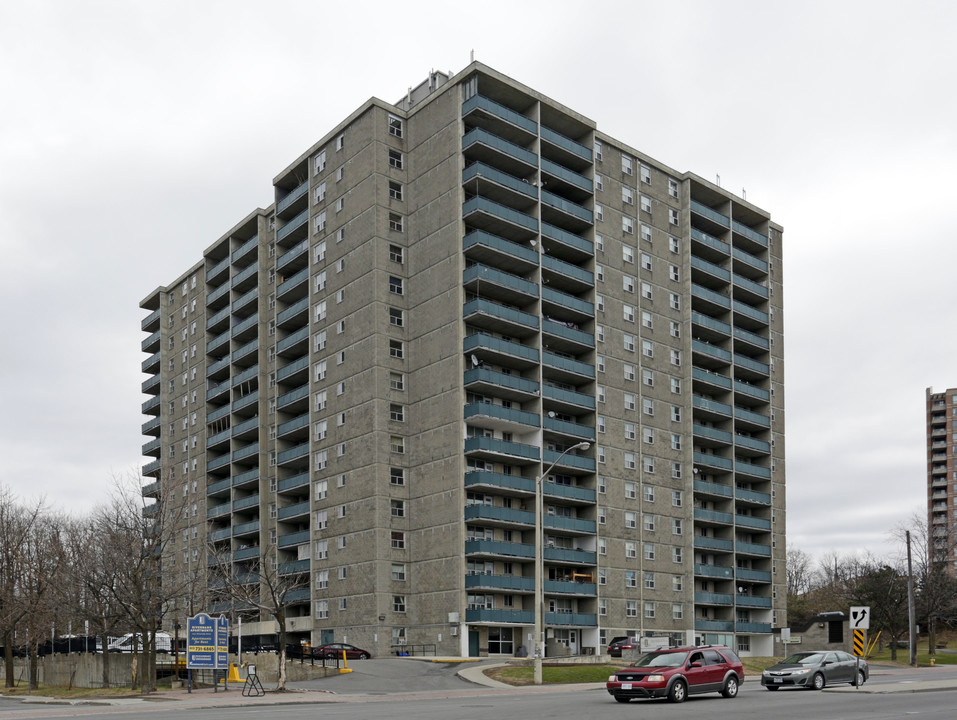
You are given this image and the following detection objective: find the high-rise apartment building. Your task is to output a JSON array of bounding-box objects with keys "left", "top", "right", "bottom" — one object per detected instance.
[
  {"left": 926, "top": 387, "right": 956, "bottom": 570},
  {"left": 140, "top": 62, "right": 785, "bottom": 658}
]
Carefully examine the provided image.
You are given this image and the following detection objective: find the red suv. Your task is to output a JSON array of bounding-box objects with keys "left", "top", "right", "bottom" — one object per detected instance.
[{"left": 606, "top": 645, "right": 743, "bottom": 703}]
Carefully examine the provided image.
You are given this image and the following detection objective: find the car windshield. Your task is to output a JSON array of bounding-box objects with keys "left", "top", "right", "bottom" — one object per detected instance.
[
  {"left": 634, "top": 651, "right": 687, "bottom": 668},
  {"left": 783, "top": 653, "right": 825, "bottom": 665}
]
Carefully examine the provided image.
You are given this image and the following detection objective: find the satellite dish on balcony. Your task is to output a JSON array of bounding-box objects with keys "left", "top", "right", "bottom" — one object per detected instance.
[{"left": 471, "top": 355, "right": 480, "bottom": 367}]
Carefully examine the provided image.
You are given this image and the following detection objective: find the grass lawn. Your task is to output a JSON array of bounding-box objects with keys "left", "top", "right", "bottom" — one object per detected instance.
[{"left": 0, "top": 685, "right": 151, "bottom": 699}]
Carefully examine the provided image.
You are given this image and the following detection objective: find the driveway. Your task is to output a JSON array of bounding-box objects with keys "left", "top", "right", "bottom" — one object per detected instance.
[{"left": 288, "top": 657, "right": 497, "bottom": 695}]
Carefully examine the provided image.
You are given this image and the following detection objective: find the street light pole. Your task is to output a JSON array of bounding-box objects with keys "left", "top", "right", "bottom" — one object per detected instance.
[{"left": 534, "top": 440, "right": 590, "bottom": 685}]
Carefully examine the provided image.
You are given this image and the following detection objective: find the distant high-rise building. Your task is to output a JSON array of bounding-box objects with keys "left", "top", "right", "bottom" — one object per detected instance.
[
  {"left": 140, "top": 62, "right": 786, "bottom": 658},
  {"left": 926, "top": 387, "right": 956, "bottom": 570}
]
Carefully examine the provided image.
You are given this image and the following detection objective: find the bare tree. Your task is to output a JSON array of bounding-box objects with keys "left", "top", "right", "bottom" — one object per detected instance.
[
  {"left": 0, "top": 486, "right": 45, "bottom": 688},
  {"left": 206, "top": 544, "right": 309, "bottom": 691}
]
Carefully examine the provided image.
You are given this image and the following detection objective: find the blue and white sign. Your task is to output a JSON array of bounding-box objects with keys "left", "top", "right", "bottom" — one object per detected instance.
[{"left": 187, "top": 613, "right": 229, "bottom": 669}]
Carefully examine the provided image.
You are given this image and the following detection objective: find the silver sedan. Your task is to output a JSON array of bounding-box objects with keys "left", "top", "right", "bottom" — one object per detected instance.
[{"left": 761, "top": 651, "right": 868, "bottom": 690}]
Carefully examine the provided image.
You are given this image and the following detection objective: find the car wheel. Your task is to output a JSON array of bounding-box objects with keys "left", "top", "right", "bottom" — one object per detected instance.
[
  {"left": 360, "top": 652, "right": 370, "bottom": 659},
  {"left": 721, "top": 676, "right": 739, "bottom": 698},
  {"left": 614, "top": 696, "right": 631, "bottom": 703},
  {"left": 811, "top": 673, "right": 825, "bottom": 691},
  {"left": 765, "top": 685, "right": 779, "bottom": 691},
  {"left": 851, "top": 670, "right": 865, "bottom": 686},
  {"left": 668, "top": 679, "right": 688, "bottom": 703}
]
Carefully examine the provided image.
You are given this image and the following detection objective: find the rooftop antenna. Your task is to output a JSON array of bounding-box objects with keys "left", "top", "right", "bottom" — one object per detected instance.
[
  {"left": 716, "top": 174, "right": 721, "bottom": 187},
  {"left": 470, "top": 49, "right": 475, "bottom": 63},
  {"left": 742, "top": 188, "right": 747, "bottom": 200}
]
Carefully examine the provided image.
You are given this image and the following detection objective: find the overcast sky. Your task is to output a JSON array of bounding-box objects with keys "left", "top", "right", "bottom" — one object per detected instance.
[{"left": 2, "top": 0, "right": 954, "bottom": 567}]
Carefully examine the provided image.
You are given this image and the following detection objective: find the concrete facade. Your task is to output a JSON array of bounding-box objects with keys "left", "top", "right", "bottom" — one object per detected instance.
[
  {"left": 926, "top": 387, "right": 956, "bottom": 572},
  {"left": 140, "top": 62, "right": 785, "bottom": 659}
]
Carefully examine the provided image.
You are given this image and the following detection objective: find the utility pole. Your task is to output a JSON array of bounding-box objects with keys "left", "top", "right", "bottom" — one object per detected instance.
[{"left": 906, "top": 530, "right": 917, "bottom": 666}]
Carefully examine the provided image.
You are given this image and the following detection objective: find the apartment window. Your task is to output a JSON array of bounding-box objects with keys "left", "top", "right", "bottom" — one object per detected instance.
[
  {"left": 643, "top": 398, "right": 654, "bottom": 416},
  {"left": 670, "top": 320, "right": 681, "bottom": 338},
  {"left": 337, "top": 319, "right": 345, "bottom": 334},
  {"left": 388, "top": 114, "right": 403, "bottom": 137},
  {"left": 597, "top": 385, "right": 606, "bottom": 403},
  {"left": 671, "top": 462, "right": 682, "bottom": 479},
  {"left": 624, "top": 422, "right": 636, "bottom": 440},
  {"left": 673, "top": 546, "right": 683, "bottom": 563},
  {"left": 623, "top": 363, "right": 635, "bottom": 382},
  {"left": 625, "top": 541, "right": 637, "bottom": 558},
  {"left": 643, "top": 427, "right": 654, "bottom": 444},
  {"left": 389, "top": 213, "right": 404, "bottom": 232},
  {"left": 392, "top": 563, "right": 407, "bottom": 581},
  {"left": 669, "top": 236, "right": 680, "bottom": 253},
  {"left": 671, "top": 406, "right": 682, "bottom": 422},
  {"left": 670, "top": 349, "right": 682, "bottom": 366},
  {"left": 622, "top": 186, "right": 634, "bottom": 205},
  {"left": 596, "top": 294, "right": 604, "bottom": 312},
  {"left": 641, "top": 282, "right": 652, "bottom": 300},
  {"left": 622, "top": 245, "right": 634, "bottom": 264},
  {"left": 595, "top": 234, "right": 604, "bottom": 251},
  {"left": 623, "top": 333, "right": 635, "bottom": 351},
  {"left": 669, "top": 208, "right": 679, "bottom": 226},
  {"left": 640, "top": 195, "right": 652, "bottom": 214},
  {"left": 671, "top": 433, "right": 682, "bottom": 450},
  {"left": 390, "top": 372, "right": 405, "bottom": 391},
  {"left": 315, "top": 510, "right": 327, "bottom": 530},
  {"left": 595, "top": 265, "right": 604, "bottom": 282},
  {"left": 668, "top": 178, "right": 679, "bottom": 198},
  {"left": 391, "top": 499, "right": 406, "bottom": 518},
  {"left": 595, "top": 204, "right": 603, "bottom": 222},
  {"left": 393, "top": 595, "right": 406, "bottom": 613},
  {"left": 390, "top": 339, "right": 404, "bottom": 358},
  {"left": 390, "top": 467, "right": 405, "bottom": 485},
  {"left": 640, "top": 164, "right": 651, "bottom": 183},
  {"left": 314, "top": 330, "right": 327, "bottom": 352},
  {"left": 672, "top": 490, "right": 683, "bottom": 507},
  {"left": 599, "top": 599, "right": 607, "bottom": 617},
  {"left": 673, "top": 575, "right": 683, "bottom": 592},
  {"left": 314, "top": 150, "right": 326, "bottom": 174},
  {"left": 672, "top": 518, "right": 683, "bottom": 535},
  {"left": 313, "top": 210, "right": 327, "bottom": 234},
  {"left": 622, "top": 216, "right": 634, "bottom": 234},
  {"left": 314, "top": 181, "right": 326, "bottom": 203},
  {"left": 669, "top": 293, "right": 680, "bottom": 310},
  {"left": 337, "top": 381, "right": 345, "bottom": 395},
  {"left": 314, "top": 241, "right": 326, "bottom": 263},
  {"left": 314, "top": 360, "right": 327, "bottom": 382},
  {"left": 390, "top": 436, "right": 405, "bottom": 454},
  {"left": 390, "top": 404, "right": 405, "bottom": 422},
  {"left": 389, "top": 307, "right": 404, "bottom": 326},
  {"left": 644, "top": 571, "right": 656, "bottom": 590},
  {"left": 597, "top": 446, "right": 606, "bottom": 463},
  {"left": 626, "top": 601, "right": 638, "bottom": 618},
  {"left": 336, "top": 289, "right": 345, "bottom": 304},
  {"left": 624, "top": 452, "right": 636, "bottom": 470},
  {"left": 623, "top": 306, "right": 635, "bottom": 324},
  {"left": 314, "top": 420, "right": 327, "bottom": 440},
  {"left": 597, "top": 416, "right": 606, "bottom": 434},
  {"left": 336, "top": 197, "right": 344, "bottom": 213},
  {"left": 389, "top": 244, "right": 404, "bottom": 263},
  {"left": 389, "top": 149, "right": 403, "bottom": 169},
  {"left": 391, "top": 531, "right": 405, "bottom": 549},
  {"left": 594, "top": 139, "right": 603, "bottom": 161},
  {"left": 625, "top": 481, "right": 637, "bottom": 499},
  {"left": 624, "top": 392, "right": 635, "bottom": 411},
  {"left": 625, "top": 511, "right": 637, "bottom": 529},
  {"left": 623, "top": 275, "right": 635, "bottom": 293},
  {"left": 596, "top": 355, "right": 606, "bottom": 373},
  {"left": 625, "top": 570, "right": 637, "bottom": 588},
  {"left": 644, "top": 602, "right": 656, "bottom": 619},
  {"left": 642, "top": 369, "right": 654, "bottom": 388},
  {"left": 643, "top": 514, "right": 656, "bottom": 531},
  {"left": 622, "top": 155, "right": 633, "bottom": 175},
  {"left": 643, "top": 456, "right": 655, "bottom": 473},
  {"left": 595, "top": 174, "right": 603, "bottom": 191},
  {"left": 596, "top": 325, "right": 605, "bottom": 342},
  {"left": 337, "top": 166, "right": 345, "bottom": 182},
  {"left": 389, "top": 181, "right": 403, "bottom": 200},
  {"left": 641, "top": 224, "right": 653, "bottom": 243},
  {"left": 389, "top": 276, "right": 403, "bottom": 295},
  {"left": 669, "top": 265, "right": 680, "bottom": 282},
  {"left": 314, "top": 300, "right": 327, "bottom": 322},
  {"left": 338, "top": 597, "right": 347, "bottom": 611},
  {"left": 642, "top": 339, "right": 653, "bottom": 358},
  {"left": 670, "top": 377, "right": 681, "bottom": 394}
]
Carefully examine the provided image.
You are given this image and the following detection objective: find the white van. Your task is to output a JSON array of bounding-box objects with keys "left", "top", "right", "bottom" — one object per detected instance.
[{"left": 103, "top": 633, "right": 173, "bottom": 653}]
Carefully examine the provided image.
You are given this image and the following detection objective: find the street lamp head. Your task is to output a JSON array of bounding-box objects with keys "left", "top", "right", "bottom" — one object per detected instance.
[{"left": 575, "top": 442, "right": 590, "bottom": 451}]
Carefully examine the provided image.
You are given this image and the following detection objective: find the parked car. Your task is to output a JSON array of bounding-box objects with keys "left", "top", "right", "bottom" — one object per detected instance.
[
  {"left": 761, "top": 651, "right": 867, "bottom": 690},
  {"left": 311, "top": 643, "right": 371, "bottom": 660},
  {"left": 606, "top": 645, "right": 743, "bottom": 703},
  {"left": 607, "top": 636, "right": 637, "bottom": 658}
]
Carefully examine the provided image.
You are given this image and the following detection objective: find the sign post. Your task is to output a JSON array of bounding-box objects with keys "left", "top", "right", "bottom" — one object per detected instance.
[
  {"left": 186, "top": 613, "right": 229, "bottom": 693},
  {"left": 850, "top": 606, "right": 870, "bottom": 690}
]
